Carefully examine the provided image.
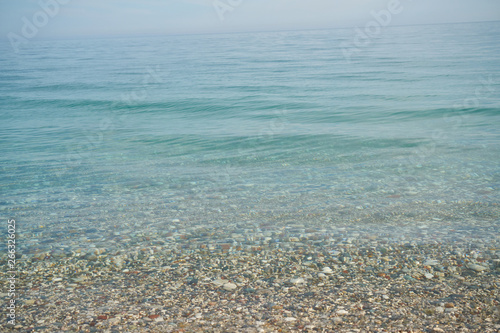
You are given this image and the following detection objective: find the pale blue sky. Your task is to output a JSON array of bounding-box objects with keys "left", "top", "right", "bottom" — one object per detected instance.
[{"left": 1, "top": 0, "right": 500, "bottom": 39}]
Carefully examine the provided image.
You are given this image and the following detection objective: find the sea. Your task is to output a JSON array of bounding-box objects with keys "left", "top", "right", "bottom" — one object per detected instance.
[{"left": 0, "top": 21, "right": 499, "bottom": 252}]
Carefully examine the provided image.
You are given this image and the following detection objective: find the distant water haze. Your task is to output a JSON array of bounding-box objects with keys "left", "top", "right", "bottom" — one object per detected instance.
[{"left": 1, "top": 0, "right": 499, "bottom": 40}]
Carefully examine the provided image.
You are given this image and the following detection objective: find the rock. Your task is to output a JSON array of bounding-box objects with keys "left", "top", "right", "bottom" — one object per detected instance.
[
  {"left": 467, "top": 264, "right": 487, "bottom": 272},
  {"left": 424, "top": 273, "right": 434, "bottom": 279},
  {"left": 85, "top": 254, "right": 98, "bottom": 261},
  {"left": 289, "top": 277, "right": 305, "bottom": 285},
  {"left": 108, "top": 317, "right": 120, "bottom": 325},
  {"left": 112, "top": 257, "right": 124, "bottom": 269},
  {"left": 423, "top": 259, "right": 439, "bottom": 266},
  {"left": 223, "top": 282, "right": 237, "bottom": 291},
  {"left": 444, "top": 303, "right": 454, "bottom": 308},
  {"left": 284, "top": 317, "right": 296, "bottom": 322},
  {"left": 336, "top": 309, "right": 349, "bottom": 316},
  {"left": 435, "top": 306, "right": 444, "bottom": 313},
  {"left": 73, "top": 275, "right": 88, "bottom": 283},
  {"left": 212, "top": 278, "right": 226, "bottom": 287},
  {"left": 322, "top": 266, "right": 333, "bottom": 274},
  {"left": 52, "top": 277, "right": 63, "bottom": 282}
]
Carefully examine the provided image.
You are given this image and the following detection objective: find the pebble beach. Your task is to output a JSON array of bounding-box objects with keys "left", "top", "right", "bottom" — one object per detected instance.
[{"left": 2, "top": 199, "right": 499, "bottom": 332}]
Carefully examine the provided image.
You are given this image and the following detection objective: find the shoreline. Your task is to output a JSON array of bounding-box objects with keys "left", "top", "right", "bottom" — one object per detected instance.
[{"left": 1, "top": 201, "right": 499, "bottom": 332}]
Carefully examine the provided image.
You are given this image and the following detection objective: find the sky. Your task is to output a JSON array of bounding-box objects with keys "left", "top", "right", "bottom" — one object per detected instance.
[{"left": 1, "top": 0, "right": 500, "bottom": 40}]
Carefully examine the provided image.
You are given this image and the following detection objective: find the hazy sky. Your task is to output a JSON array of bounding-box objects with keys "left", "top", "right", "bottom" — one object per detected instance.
[{"left": 1, "top": 0, "right": 500, "bottom": 39}]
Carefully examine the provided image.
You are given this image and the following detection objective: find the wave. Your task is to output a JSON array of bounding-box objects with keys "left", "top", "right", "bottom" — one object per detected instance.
[{"left": 387, "top": 107, "right": 500, "bottom": 120}]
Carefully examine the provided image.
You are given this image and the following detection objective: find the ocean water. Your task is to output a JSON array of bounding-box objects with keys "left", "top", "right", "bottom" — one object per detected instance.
[{"left": 1, "top": 21, "right": 499, "bottom": 246}]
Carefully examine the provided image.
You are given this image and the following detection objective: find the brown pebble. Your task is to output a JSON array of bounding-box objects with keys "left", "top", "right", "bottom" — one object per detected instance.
[{"left": 444, "top": 303, "right": 454, "bottom": 308}]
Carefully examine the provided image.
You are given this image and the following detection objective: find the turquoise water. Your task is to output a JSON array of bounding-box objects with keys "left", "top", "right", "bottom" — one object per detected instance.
[{"left": 1, "top": 22, "right": 499, "bottom": 239}]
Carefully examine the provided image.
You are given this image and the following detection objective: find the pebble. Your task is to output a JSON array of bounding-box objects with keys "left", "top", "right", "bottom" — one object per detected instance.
[
  {"left": 289, "top": 277, "right": 305, "bottom": 285},
  {"left": 423, "top": 259, "right": 439, "bottom": 266},
  {"left": 212, "top": 279, "right": 226, "bottom": 287},
  {"left": 223, "top": 282, "right": 237, "bottom": 291},
  {"left": 322, "top": 266, "right": 333, "bottom": 274},
  {"left": 467, "top": 263, "right": 488, "bottom": 272}
]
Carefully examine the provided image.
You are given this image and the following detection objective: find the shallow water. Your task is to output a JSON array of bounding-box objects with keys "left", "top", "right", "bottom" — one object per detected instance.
[{"left": 1, "top": 21, "right": 499, "bottom": 250}]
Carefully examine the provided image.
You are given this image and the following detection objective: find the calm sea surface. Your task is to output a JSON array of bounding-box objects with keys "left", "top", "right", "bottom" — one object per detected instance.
[{"left": 0, "top": 22, "right": 499, "bottom": 246}]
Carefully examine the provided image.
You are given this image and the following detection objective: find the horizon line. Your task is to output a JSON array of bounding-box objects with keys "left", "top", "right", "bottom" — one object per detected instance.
[{"left": 2, "top": 19, "right": 499, "bottom": 43}]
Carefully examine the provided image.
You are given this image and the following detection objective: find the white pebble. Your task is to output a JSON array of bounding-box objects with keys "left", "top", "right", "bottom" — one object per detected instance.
[
  {"left": 423, "top": 259, "right": 439, "bottom": 266},
  {"left": 223, "top": 282, "right": 237, "bottom": 291},
  {"left": 322, "top": 266, "right": 333, "bottom": 274},
  {"left": 289, "top": 277, "right": 305, "bottom": 284}
]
